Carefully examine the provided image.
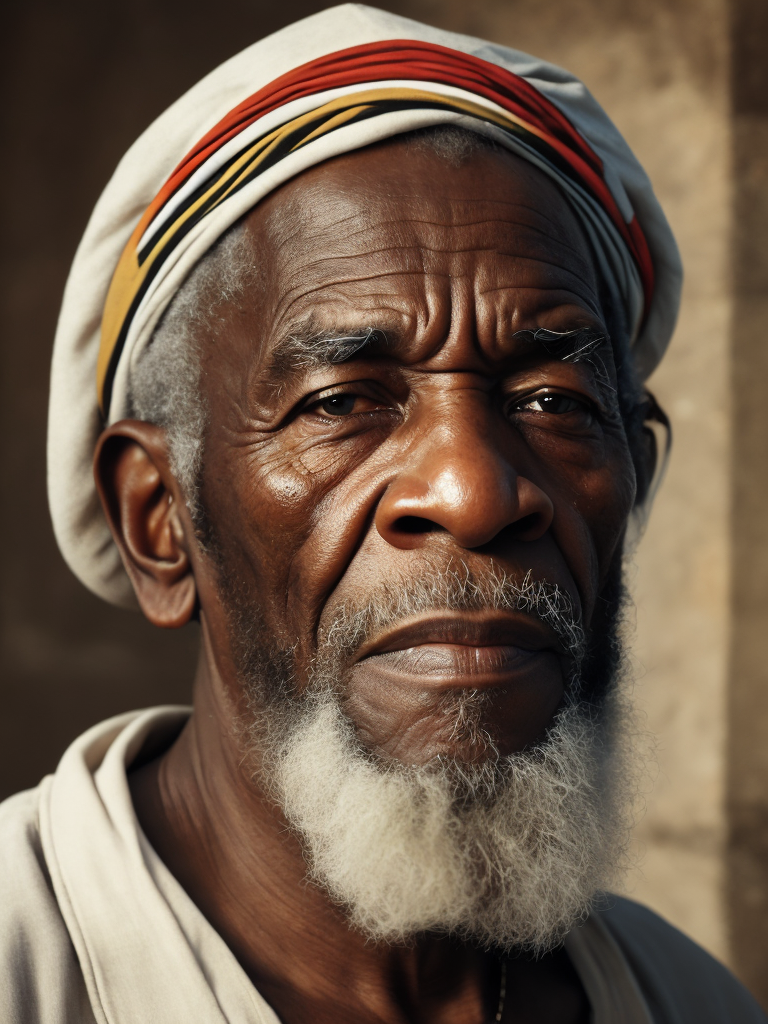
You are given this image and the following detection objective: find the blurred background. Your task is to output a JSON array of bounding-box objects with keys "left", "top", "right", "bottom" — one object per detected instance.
[{"left": 2, "top": 0, "right": 767, "bottom": 1006}]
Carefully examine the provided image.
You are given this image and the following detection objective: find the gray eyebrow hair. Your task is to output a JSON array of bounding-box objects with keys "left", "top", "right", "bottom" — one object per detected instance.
[
  {"left": 265, "top": 325, "right": 389, "bottom": 382},
  {"left": 512, "top": 326, "right": 609, "bottom": 363},
  {"left": 513, "top": 326, "right": 616, "bottom": 396},
  {"left": 264, "top": 322, "right": 613, "bottom": 394}
]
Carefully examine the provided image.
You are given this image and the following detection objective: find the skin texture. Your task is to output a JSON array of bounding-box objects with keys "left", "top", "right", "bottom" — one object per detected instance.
[{"left": 94, "top": 140, "right": 640, "bottom": 1023}]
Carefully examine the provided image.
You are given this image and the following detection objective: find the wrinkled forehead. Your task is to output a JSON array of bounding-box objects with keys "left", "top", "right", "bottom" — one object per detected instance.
[{"left": 238, "top": 139, "right": 604, "bottom": 364}]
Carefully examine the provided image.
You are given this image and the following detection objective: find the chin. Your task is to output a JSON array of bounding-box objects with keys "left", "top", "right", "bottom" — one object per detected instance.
[
  {"left": 347, "top": 678, "right": 568, "bottom": 770},
  {"left": 249, "top": 685, "right": 635, "bottom": 953}
]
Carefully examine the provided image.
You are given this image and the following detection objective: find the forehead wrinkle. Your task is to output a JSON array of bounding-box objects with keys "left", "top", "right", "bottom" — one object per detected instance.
[
  {"left": 270, "top": 255, "right": 599, "bottom": 356},
  {"left": 468, "top": 196, "right": 587, "bottom": 239},
  {"left": 342, "top": 184, "right": 554, "bottom": 211},
  {"left": 478, "top": 271, "right": 600, "bottom": 297},
  {"left": 270, "top": 265, "right": 446, "bottom": 332},
  {"left": 264, "top": 192, "right": 362, "bottom": 244},
  {"left": 289, "top": 243, "right": 427, "bottom": 279},
  {"left": 343, "top": 224, "right": 590, "bottom": 268},
  {"left": 302, "top": 183, "right": 580, "bottom": 231},
  {"left": 326, "top": 209, "right": 584, "bottom": 255},
  {"left": 413, "top": 244, "right": 593, "bottom": 272},
  {"left": 282, "top": 243, "right": 593, "bottom": 296},
  {"left": 491, "top": 228, "right": 593, "bottom": 268},
  {"left": 397, "top": 213, "right": 587, "bottom": 253},
  {"left": 330, "top": 195, "right": 584, "bottom": 245},
  {"left": 284, "top": 216, "right": 593, "bottom": 284},
  {"left": 477, "top": 252, "right": 600, "bottom": 289},
  {"left": 478, "top": 282, "right": 603, "bottom": 327},
  {"left": 266, "top": 187, "right": 595, "bottom": 290}
]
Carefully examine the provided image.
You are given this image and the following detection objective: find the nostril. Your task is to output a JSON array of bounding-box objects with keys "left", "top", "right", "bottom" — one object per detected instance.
[
  {"left": 510, "top": 511, "right": 545, "bottom": 538},
  {"left": 392, "top": 516, "right": 444, "bottom": 535}
]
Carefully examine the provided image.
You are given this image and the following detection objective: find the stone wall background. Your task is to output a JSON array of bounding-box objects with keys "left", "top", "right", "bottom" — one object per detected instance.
[{"left": 2, "top": 0, "right": 766, "bottom": 1005}]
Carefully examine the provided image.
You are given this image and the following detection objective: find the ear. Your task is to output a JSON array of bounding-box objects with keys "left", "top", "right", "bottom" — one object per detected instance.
[
  {"left": 633, "top": 390, "right": 671, "bottom": 510},
  {"left": 633, "top": 424, "right": 658, "bottom": 508},
  {"left": 94, "top": 420, "right": 198, "bottom": 628}
]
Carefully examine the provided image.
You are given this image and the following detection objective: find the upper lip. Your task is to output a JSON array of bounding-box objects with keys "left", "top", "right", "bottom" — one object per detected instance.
[{"left": 353, "top": 612, "right": 565, "bottom": 662}]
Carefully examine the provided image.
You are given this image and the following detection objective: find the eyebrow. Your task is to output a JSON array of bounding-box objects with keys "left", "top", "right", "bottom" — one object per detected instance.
[
  {"left": 513, "top": 326, "right": 615, "bottom": 397},
  {"left": 262, "top": 322, "right": 611, "bottom": 390},
  {"left": 264, "top": 323, "right": 390, "bottom": 386},
  {"left": 511, "top": 326, "right": 609, "bottom": 363}
]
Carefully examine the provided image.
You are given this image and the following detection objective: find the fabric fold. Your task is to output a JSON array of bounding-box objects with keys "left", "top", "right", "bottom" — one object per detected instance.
[{"left": 38, "top": 708, "right": 279, "bottom": 1024}]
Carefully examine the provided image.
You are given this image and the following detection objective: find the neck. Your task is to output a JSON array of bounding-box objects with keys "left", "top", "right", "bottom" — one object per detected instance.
[{"left": 129, "top": 629, "right": 589, "bottom": 1024}]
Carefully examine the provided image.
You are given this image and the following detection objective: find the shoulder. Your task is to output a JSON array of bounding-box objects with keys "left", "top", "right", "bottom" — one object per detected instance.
[
  {"left": 598, "top": 895, "right": 767, "bottom": 1023},
  {"left": 0, "top": 785, "right": 95, "bottom": 1024}
]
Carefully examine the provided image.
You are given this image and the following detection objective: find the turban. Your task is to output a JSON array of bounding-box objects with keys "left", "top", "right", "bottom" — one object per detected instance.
[{"left": 48, "top": 3, "right": 682, "bottom": 608}]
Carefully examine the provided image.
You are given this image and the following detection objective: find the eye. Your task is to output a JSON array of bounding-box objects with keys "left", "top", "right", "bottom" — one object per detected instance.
[
  {"left": 304, "top": 386, "right": 390, "bottom": 420},
  {"left": 508, "top": 389, "right": 598, "bottom": 430},
  {"left": 520, "top": 393, "right": 587, "bottom": 415},
  {"left": 318, "top": 393, "right": 359, "bottom": 416}
]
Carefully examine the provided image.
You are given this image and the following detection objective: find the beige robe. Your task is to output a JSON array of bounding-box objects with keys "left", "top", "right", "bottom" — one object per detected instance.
[{"left": 0, "top": 708, "right": 764, "bottom": 1023}]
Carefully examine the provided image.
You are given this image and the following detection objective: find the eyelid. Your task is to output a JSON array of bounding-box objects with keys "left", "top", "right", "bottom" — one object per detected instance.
[
  {"left": 503, "top": 360, "right": 615, "bottom": 406},
  {"left": 508, "top": 385, "right": 597, "bottom": 411},
  {"left": 300, "top": 380, "right": 384, "bottom": 409}
]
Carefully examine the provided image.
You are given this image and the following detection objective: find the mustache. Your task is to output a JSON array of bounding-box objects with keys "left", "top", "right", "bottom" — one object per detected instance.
[{"left": 318, "top": 564, "right": 586, "bottom": 668}]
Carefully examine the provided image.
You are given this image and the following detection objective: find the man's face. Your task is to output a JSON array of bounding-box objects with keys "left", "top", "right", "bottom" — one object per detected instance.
[{"left": 196, "top": 139, "right": 637, "bottom": 765}]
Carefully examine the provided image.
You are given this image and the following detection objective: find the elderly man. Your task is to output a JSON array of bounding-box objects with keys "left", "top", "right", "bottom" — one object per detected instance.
[{"left": 1, "top": 5, "right": 764, "bottom": 1022}]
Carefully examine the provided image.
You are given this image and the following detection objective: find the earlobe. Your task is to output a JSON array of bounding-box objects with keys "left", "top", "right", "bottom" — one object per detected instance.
[{"left": 94, "top": 421, "right": 198, "bottom": 629}]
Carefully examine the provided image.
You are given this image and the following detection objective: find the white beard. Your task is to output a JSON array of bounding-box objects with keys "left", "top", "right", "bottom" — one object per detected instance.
[
  {"left": 236, "top": 564, "right": 636, "bottom": 952},
  {"left": 266, "top": 688, "right": 634, "bottom": 953}
]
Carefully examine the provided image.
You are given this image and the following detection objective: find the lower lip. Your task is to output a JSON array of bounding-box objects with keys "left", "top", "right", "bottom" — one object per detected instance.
[
  {"left": 356, "top": 643, "right": 558, "bottom": 688},
  {"left": 347, "top": 643, "right": 566, "bottom": 759}
]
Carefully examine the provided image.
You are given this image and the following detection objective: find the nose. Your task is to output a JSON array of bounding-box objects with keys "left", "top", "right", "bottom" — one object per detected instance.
[{"left": 374, "top": 403, "right": 555, "bottom": 551}]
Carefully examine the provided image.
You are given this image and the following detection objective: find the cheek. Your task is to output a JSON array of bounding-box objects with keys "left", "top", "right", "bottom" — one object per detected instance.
[
  {"left": 201, "top": 444, "right": 318, "bottom": 613},
  {"left": 554, "top": 438, "right": 636, "bottom": 613},
  {"left": 200, "top": 433, "right": 389, "bottom": 649},
  {"left": 588, "top": 441, "right": 637, "bottom": 547}
]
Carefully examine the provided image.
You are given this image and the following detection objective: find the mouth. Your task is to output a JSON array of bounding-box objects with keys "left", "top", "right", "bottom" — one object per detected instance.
[
  {"left": 337, "top": 611, "right": 571, "bottom": 761},
  {"left": 352, "top": 612, "right": 565, "bottom": 689}
]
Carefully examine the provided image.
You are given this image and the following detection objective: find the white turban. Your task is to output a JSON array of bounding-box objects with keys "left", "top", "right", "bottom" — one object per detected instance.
[{"left": 48, "top": 3, "right": 682, "bottom": 607}]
